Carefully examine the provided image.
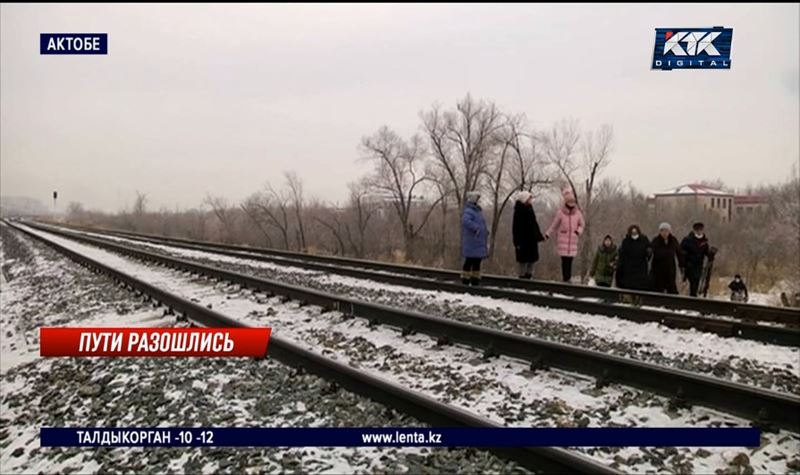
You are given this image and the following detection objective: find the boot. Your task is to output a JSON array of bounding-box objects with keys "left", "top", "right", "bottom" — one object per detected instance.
[
  {"left": 461, "top": 271, "right": 471, "bottom": 285},
  {"left": 470, "top": 272, "right": 481, "bottom": 286},
  {"left": 523, "top": 273, "right": 532, "bottom": 280}
]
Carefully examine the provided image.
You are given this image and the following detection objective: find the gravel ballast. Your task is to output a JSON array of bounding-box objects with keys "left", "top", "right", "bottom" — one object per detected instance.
[{"left": 1, "top": 224, "right": 526, "bottom": 474}]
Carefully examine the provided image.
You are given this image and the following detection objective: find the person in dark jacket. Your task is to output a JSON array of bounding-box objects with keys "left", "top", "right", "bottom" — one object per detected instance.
[
  {"left": 461, "top": 190, "right": 489, "bottom": 286},
  {"left": 512, "top": 190, "right": 545, "bottom": 279},
  {"left": 616, "top": 225, "right": 651, "bottom": 291},
  {"left": 681, "top": 222, "right": 714, "bottom": 297},
  {"left": 650, "top": 222, "right": 685, "bottom": 294},
  {"left": 728, "top": 274, "right": 749, "bottom": 302},
  {"left": 589, "top": 235, "right": 618, "bottom": 287}
]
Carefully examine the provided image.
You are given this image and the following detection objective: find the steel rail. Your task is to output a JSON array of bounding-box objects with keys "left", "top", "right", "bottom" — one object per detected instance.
[
  {"left": 53, "top": 222, "right": 800, "bottom": 347},
  {"left": 5, "top": 220, "right": 618, "bottom": 475},
  {"left": 18, "top": 221, "right": 800, "bottom": 434},
  {"left": 58, "top": 223, "right": 800, "bottom": 325}
]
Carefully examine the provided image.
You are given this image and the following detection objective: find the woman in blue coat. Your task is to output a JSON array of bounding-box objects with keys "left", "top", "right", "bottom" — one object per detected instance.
[{"left": 461, "top": 190, "right": 489, "bottom": 286}]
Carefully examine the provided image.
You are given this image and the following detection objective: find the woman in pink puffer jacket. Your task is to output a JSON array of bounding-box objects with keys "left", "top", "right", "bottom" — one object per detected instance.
[{"left": 545, "top": 188, "right": 585, "bottom": 282}]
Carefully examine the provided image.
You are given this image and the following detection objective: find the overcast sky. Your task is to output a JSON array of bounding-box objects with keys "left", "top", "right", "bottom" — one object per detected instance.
[{"left": 1, "top": 3, "right": 798, "bottom": 212}]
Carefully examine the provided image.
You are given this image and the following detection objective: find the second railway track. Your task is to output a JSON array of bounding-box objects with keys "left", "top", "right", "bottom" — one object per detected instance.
[
  {"left": 55, "top": 222, "right": 800, "bottom": 347},
  {"left": 7, "top": 220, "right": 615, "bottom": 474},
  {"left": 57, "top": 223, "right": 800, "bottom": 326},
  {"left": 16, "top": 221, "right": 800, "bottom": 435}
]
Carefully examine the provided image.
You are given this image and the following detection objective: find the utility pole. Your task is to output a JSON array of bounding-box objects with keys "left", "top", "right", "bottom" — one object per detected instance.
[{"left": 53, "top": 191, "right": 58, "bottom": 216}]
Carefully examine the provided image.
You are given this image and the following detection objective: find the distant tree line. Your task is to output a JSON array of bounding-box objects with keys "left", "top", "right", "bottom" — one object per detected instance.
[{"left": 61, "top": 94, "right": 800, "bottom": 296}]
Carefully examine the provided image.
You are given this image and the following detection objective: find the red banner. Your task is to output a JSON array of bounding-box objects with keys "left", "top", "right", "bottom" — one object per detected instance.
[{"left": 40, "top": 328, "right": 271, "bottom": 357}]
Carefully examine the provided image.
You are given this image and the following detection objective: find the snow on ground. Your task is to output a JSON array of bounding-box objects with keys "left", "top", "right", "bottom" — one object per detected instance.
[
  {"left": 60, "top": 225, "right": 800, "bottom": 390},
  {"left": 708, "top": 279, "right": 799, "bottom": 308},
  {"left": 316, "top": 274, "right": 800, "bottom": 373},
  {"left": 1, "top": 224, "right": 520, "bottom": 474},
  {"left": 75, "top": 226, "right": 794, "bottom": 312},
  {"left": 19, "top": 224, "right": 800, "bottom": 474},
  {"left": 0, "top": 224, "right": 166, "bottom": 374},
  {"left": 73, "top": 225, "right": 799, "bottom": 316}
]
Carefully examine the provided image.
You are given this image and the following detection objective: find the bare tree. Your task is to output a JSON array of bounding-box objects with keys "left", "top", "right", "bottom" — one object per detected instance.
[
  {"left": 343, "top": 180, "right": 379, "bottom": 258},
  {"left": 133, "top": 191, "right": 148, "bottom": 216},
  {"left": 203, "top": 195, "right": 236, "bottom": 242},
  {"left": 541, "top": 120, "right": 613, "bottom": 280},
  {"left": 66, "top": 202, "right": 86, "bottom": 224},
  {"left": 540, "top": 119, "right": 582, "bottom": 200},
  {"left": 285, "top": 171, "right": 307, "bottom": 251},
  {"left": 784, "top": 166, "right": 800, "bottom": 285},
  {"left": 421, "top": 94, "right": 507, "bottom": 208},
  {"left": 310, "top": 181, "right": 378, "bottom": 258},
  {"left": 482, "top": 115, "right": 551, "bottom": 259},
  {"left": 125, "top": 191, "right": 149, "bottom": 231},
  {"left": 261, "top": 184, "right": 292, "bottom": 250},
  {"left": 240, "top": 194, "right": 274, "bottom": 248},
  {"left": 578, "top": 124, "right": 614, "bottom": 279},
  {"left": 428, "top": 169, "right": 456, "bottom": 265},
  {"left": 361, "top": 126, "right": 441, "bottom": 261},
  {"left": 312, "top": 212, "right": 345, "bottom": 254}
]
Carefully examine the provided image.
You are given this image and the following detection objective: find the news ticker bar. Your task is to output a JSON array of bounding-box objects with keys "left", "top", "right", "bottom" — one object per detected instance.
[
  {"left": 39, "top": 328, "right": 271, "bottom": 357},
  {"left": 41, "top": 428, "right": 760, "bottom": 448}
]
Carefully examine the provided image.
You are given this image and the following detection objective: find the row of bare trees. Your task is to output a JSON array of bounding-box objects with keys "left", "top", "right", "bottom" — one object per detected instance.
[
  {"left": 58, "top": 93, "right": 799, "bottom": 296},
  {"left": 60, "top": 95, "right": 620, "bottom": 279},
  {"left": 63, "top": 174, "right": 800, "bottom": 295},
  {"left": 356, "top": 95, "right": 613, "bottom": 273}
]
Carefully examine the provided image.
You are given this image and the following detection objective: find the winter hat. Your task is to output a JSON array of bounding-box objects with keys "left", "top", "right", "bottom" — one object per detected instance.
[
  {"left": 562, "top": 188, "right": 577, "bottom": 206},
  {"left": 516, "top": 191, "right": 532, "bottom": 203},
  {"left": 658, "top": 222, "right": 672, "bottom": 232},
  {"left": 466, "top": 191, "right": 481, "bottom": 204}
]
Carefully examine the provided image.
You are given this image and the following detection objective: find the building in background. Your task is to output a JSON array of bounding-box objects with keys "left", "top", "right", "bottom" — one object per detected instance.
[
  {"left": 733, "top": 195, "right": 769, "bottom": 216},
  {"left": 646, "top": 184, "right": 771, "bottom": 222},
  {"left": 649, "top": 183, "right": 736, "bottom": 222}
]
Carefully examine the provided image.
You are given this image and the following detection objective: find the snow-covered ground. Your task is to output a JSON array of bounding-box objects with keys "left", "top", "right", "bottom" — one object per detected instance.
[
  {"left": 0, "top": 224, "right": 170, "bottom": 375},
  {"left": 707, "top": 278, "right": 798, "bottom": 308},
  {"left": 64, "top": 225, "right": 800, "bottom": 394},
  {"left": 0, "top": 223, "right": 522, "bottom": 474},
  {"left": 17, "top": 224, "right": 800, "bottom": 474}
]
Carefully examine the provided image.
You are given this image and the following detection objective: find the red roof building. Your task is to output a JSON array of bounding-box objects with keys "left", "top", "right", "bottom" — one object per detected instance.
[
  {"left": 650, "top": 184, "right": 769, "bottom": 222},
  {"left": 652, "top": 183, "right": 735, "bottom": 222},
  {"left": 733, "top": 195, "right": 769, "bottom": 215}
]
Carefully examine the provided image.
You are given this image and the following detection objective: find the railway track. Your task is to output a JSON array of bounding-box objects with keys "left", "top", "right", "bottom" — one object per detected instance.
[
  {"left": 6, "top": 220, "right": 616, "bottom": 474},
  {"left": 16, "top": 221, "right": 800, "bottom": 434},
  {"left": 53, "top": 222, "right": 800, "bottom": 347},
  {"left": 57, "top": 223, "right": 799, "bottom": 327}
]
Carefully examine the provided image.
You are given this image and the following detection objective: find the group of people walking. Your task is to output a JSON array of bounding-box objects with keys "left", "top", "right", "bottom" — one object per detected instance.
[
  {"left": 461, "top": 188, "right": 728, "bottom": 298},
  {"left": 609, "top": 221, "right": 715, "bottom": 295}
]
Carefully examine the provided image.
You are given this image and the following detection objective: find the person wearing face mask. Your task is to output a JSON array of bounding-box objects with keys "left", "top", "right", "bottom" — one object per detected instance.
[
  {"left": 512, "top": 190, "right": 545, "bottom": 279},
  {"left": 728, "top": 274, "right": 749, "bottom": 302},
  {"left": 616, "top": 225, "right": 651, "bottom": 290},
  {"left": 589, "top": 235, "right": 618, "bottom": 287},
  {"left": 650, "top": 222, "right": 685, "bottom": 294},
  {"left": 545, "top": 188, "right": 585, "bottom": 282},
  {"left": 681, "top": 222, "right": 714, "bottom": 297}
]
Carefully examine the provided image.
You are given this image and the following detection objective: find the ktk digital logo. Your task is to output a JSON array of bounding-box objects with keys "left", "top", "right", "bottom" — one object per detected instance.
[
  {"left": 40, "top": 33, "right": 108, "bottom": 55},
  {"left": 652, "top": 27, "right": 732, "bottom": 70}
]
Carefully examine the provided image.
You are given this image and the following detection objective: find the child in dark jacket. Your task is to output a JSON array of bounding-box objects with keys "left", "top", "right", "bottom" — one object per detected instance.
[
  {"left": 589, "top": 235, "right": 618, "bottom": 287},
  {"left": 728, "top": 274, "right": 748, "bottom": 302}
]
